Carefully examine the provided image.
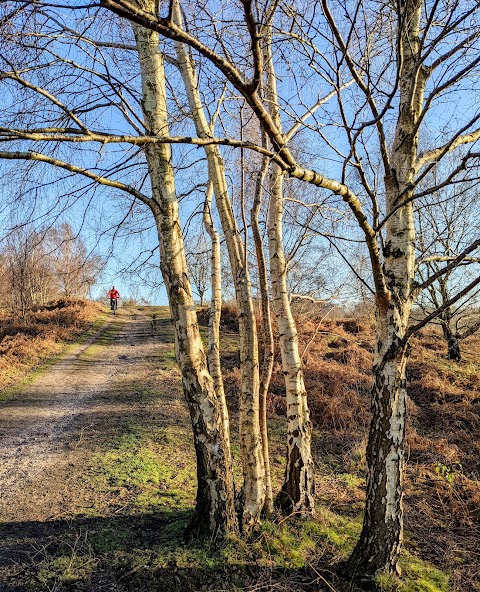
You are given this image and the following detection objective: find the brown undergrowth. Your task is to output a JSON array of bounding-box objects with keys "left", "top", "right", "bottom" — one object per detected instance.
[
  {"left": 0, "top": 299, "right": 104, "bottom": 392},
  {"left": 207, "top": 304, "right": 480, "bottom": 591}
]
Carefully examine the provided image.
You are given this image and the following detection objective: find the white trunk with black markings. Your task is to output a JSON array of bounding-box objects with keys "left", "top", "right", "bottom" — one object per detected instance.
[
  {"left": 173, "top": 3, "right": 265, "bottom": 527},
  {"left": 264, "top": 26, "right": 315, "bottom": 514},
  {"left": 348, "top": 0, "right": 423, "bottom": 575},
  {"left": 132, "top": 8, "right": 237, "bottom": 537},
  {"left": 268, "top": 165, "right": 315, "bottom": 514},
  {"left": 203, "top": 182, "right": 231, "bottom": 442}
]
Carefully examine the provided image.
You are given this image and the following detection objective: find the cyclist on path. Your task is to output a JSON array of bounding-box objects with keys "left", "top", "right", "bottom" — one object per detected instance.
[{"left": 107, "top": 286, "right": 120, "bottom": 310}]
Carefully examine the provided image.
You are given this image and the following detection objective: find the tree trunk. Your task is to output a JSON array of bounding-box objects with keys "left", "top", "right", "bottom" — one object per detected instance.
[
  {"left": 347, "top": 0, "right": 423, "bottom": 576},
  {"left": 438, "top": 282, "right": 462, "bottom": 361},
  {"left": 263, "top": 26, "right": 315, "bottom": 514},
  {"left": 347, "top": 309, "right": 408, "bottom": 576},
  {"left": 173, "top": 4, "right": 265, "bottom": 528},
  {"left": 441, "top": 317, "right": 462, "bottom": 361},
  {"left": 132, "top": 10, "right": 237, "bottom": 538},
  {"left": 268, "top": 165, "right": 315, "bottom": 514},
  {"left": 203, "top": 181, "right": 231, "bottom": 447},
  {"left": 252, "top": 151, "right": 274, "bottom": 516}
]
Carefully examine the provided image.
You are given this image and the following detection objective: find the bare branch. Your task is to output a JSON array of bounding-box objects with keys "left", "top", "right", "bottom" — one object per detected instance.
[
  {"left": 411, "top": 237, "right": 480, "bottom": 297},
  {"left": 416, "top": 128, "right": 480, "bottom": 170},
  {"left": 407, "top": 273, "right": 480, "bottom": 338},
  {"left": 0, "top": 150, "right": 149, "bottom": 204}
]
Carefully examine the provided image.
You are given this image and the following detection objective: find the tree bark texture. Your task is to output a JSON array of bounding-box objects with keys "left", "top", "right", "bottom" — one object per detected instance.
[
  {"left": 264, "top": 27, "right": 315, "bottom": 514},
  {"left": 347, "top": 310, "right": 409, "bottom": 576},
  {"left": 252, "top": 151, "right": 274, "bottom": 516},
  {"left": 203, "top": 181, "right": 231, "bottom": 445},
  {"left": 173, "top": 3, "right": 265, "bottom": 528},
  {"left": 268, "top": 165, "right": 315, "bottom": 514},
  {"left": 348, "top": 0, "right": 423, "bottom": 576},
  {"left": 133, "top": 9, "right": 237, "bottom": 538}
]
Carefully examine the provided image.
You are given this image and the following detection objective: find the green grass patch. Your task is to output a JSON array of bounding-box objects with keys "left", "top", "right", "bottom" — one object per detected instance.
[
  {"left": 90, "top": 419, "right": 195, "bottom": 514},
  {"left": 376, "top": 554, "right": 450, "bottom": 592}
]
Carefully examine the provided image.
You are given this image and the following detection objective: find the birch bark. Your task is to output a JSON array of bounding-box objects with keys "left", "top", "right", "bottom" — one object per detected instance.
[
  {"left": 347, "top": 0, "right": 424, "bottom": 575},
  {"left": 264, "top": 28, "right": 315, "bottom": 514},
  {"left": 203, "top": 182, "right": 231, "bottom": 443},
  {"left": 132, "top": 6, "right": 237, "bottom": 537},
  {"left": 172, "top": 3, "right": 265, "bottom": 527},
  {"left": 252, "top": 152, "right": 274, "bottom": 516}
]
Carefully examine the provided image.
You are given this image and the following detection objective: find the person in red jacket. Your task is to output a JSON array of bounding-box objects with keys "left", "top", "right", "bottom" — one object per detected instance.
[{"left": 107, "top": 286, "right": 120, "bottom": 311}]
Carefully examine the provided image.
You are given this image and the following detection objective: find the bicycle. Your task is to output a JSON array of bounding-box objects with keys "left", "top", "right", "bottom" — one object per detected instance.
[{"left": 110, "top": 298, "right": 118, "bottom": 315}]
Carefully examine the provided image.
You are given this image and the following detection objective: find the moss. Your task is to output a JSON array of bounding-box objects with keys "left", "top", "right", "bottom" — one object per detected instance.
[
  {"left": 338, "top": 473, "right": 364, "bottom": 488},
  {"left": 376, "top": 555, "right": 450, "bottom": 592}
]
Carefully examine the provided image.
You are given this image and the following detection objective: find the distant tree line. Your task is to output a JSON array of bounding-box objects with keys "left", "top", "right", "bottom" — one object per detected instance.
[{"left": 0, "top": 223, "right": 104, "bottom": 316}]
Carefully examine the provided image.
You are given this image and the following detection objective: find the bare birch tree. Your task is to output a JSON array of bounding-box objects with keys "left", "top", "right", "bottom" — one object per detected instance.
[{"left": 171, "top": 3, "right": 266, "bottom": 526}]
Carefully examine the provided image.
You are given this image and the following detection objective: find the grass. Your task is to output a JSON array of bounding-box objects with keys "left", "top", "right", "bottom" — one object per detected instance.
[
  {"left": 376, "top": 556, "right": 450, "bottom": 592},
  {"left": 91, "top": 419, "right": 195, "bottom": 513}
]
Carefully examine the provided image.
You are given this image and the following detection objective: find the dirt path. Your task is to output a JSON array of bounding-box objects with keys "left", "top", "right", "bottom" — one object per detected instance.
[{"left": 0, "top": 307, "right": 195, "bottom": 591}]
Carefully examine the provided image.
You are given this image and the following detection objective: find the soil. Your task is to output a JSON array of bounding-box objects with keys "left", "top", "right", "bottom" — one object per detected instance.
[{"left": 0, "top": 308, "right": 189, "bottom": 591}]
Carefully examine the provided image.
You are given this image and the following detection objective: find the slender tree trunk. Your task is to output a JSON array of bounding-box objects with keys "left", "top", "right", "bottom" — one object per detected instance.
[
  {"left": 132, "top": 10, "right": 237, "bottom": 538},
  {"left": 268, "top": 165, "right": 315, "bottom": 514},
  {"left": 252, "top": 151, "right": 274, "bottom": 516},
  {"left": 203, "top": 181, "right": 231, "bottom": 447},
  {"left": 173, "top": 3, "right": 265, "bottom": 528},
  {"left": 263, "top": 27, "right": 315, "bottom": 514}
]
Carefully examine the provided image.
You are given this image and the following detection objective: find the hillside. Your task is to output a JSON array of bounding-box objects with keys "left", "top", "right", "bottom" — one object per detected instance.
[
  {"left": 0, "top": 299, "right": 104, "bottom": 393},
  {"left": 203, "top": 305, "right": 480, "bottom": 591}
]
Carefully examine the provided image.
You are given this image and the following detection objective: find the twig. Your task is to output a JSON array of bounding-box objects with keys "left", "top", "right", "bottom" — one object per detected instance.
[
  {"left": 307, "top": 563, "right": 340, "bottom": 592},
  {"left": 301, "top": 307, "right": 335, "bottom": 361}
]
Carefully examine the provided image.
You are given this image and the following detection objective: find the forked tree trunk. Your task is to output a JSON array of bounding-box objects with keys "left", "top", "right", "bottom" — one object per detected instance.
[
  {"left": 264, "top": 28, "right": 315, "bottom": 514},
  {"left": 172, "top": 3, "right": 265, "bottom": 527},
  {"left": 132, "top": 10, "right": 237, "bottom": 538}
]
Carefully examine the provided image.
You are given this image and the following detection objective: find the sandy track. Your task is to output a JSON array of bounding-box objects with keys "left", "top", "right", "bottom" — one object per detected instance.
[{"left": 0, "top": 310, "right": 171, "bottom": 525}]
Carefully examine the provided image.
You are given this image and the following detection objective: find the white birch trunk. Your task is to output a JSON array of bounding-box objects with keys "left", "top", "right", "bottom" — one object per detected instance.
[
  {"left": 268, "top": 165, "right": 315, "bottom": 514},
  {"left": 348, "top": 0, "right": 424, "bottom": 576},
  {"left": 252, "top": 154, "right": 274, "bottom": 516},
  {"left": 173, "top": 3, "right": 265, "bottom": 527},
  {"left": 132, "top": 8, "right": 237, "bottom": 537},
  {"left": 264, "top": 27, "right": 315, "bottom": 513},
  {"left": 203, "top": 181, "right": 231, "bottom": 445}
]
